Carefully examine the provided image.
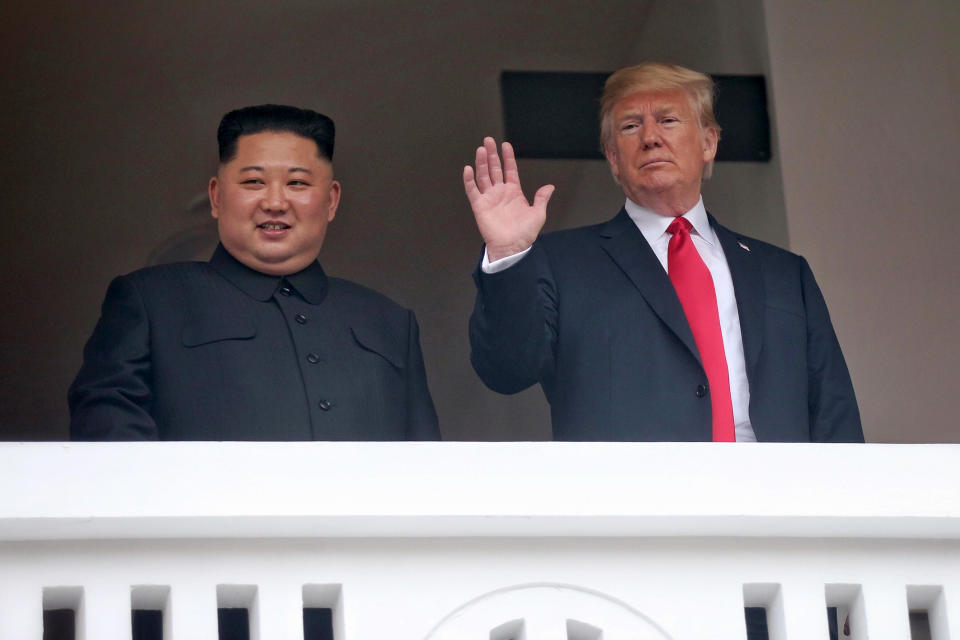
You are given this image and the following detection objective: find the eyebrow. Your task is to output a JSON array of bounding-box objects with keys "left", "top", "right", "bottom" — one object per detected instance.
[
  {"left": 238, "top": 166, "right": 314, "bottom": 173},
  {"left": 619, "top": 105, "right": 680, "bottom": 120}
]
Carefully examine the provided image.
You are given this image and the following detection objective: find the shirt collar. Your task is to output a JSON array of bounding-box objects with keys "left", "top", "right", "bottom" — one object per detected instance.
[
  {"left": 209, "top": 244, "right": 329, "bottom": 304},
  {"left": 623, "top": 196, "right": 716, "bottom": 246}
]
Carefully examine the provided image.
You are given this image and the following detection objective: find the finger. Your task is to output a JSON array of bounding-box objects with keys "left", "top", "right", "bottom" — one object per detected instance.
[
  {"left": 532, "top": 184, "right": 555, "bottom": 212},
  {"left": 463, "top": 165, "right": 481, "bottom": 204},
  {"left": 502, "top": 141, "right": 521, "bottom": 185},
  {"left": 484, "top": 136, "right": 504, "bottom": 184},
  {"left": 474, "top": 144, "right": 491, "bottom": 191}
]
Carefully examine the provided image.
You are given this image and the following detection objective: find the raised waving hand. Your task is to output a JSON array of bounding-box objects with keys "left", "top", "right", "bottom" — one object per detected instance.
[{"left": 463, "top": 137, "right": 555, "bottom": 262}]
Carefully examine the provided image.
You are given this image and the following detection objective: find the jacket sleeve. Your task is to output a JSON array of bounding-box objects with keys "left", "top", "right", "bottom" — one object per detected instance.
[
  {"left": 800, "top": 258, "right": 864, "bottom": 442},
  {"left": 404, "top": 310, "right": 441, "bottom": 440},
  {"left": 68, "top": 275, "right": 158, "bottom": 440},
  {"left": 468, "top": 242, "right": 558, "bottom": 395}
]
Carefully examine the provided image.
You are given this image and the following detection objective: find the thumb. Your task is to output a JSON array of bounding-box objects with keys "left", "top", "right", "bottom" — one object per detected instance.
[{"left": 532, "top": 184, "right": 555, "bottom": 211}]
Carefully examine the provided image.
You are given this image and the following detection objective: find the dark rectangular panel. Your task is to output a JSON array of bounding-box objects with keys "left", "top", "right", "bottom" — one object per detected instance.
[
  {"left": 500, "top": 71, "right": 770, "bottom": 162},
  {"left": 744, "top": 606, "right": 769, "bottom": 640},
  {"left": 218, "top": 608, "right": 250, "bottom": 640},
  {"left": 43, "top": 609, "right": 75, "bottom": 640},
  {"left": 304, "top": 607, "right": 335, "bottom": 640},
  {"left": 132, "top": 609, "right": 163, "bottom": 640},
  {"left": 713, "top": 74, "right": 771, "bottom": 162},
  {"left": 501, "top": 71, "right": 607, "bottom": 159}
]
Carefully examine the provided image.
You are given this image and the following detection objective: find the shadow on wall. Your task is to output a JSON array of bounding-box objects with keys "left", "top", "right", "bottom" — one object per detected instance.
[{"left": 146, "top": 193, "right": 219, "bottom": 266}]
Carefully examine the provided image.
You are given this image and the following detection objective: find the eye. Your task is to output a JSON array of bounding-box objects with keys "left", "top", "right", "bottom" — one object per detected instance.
[
  {"left": 620, "top": 122, "right": 639, "bottom": 133},
  {"left": 288, "top": 179, "right": 310, "bottom": 187},
  {"left": 241, "top": 178, "right": 264, "bottom": 186}
]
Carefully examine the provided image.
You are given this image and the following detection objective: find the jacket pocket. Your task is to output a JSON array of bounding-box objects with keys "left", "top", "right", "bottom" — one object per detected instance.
[
  {"left": 765, "top": 299, "right": 804, "bottom": 319},
  {"left": 350, "top": 322, "right": 406, "bottom": 369},
  {"left": 181, "top": 316, "right": 256, "bottom": 347}
]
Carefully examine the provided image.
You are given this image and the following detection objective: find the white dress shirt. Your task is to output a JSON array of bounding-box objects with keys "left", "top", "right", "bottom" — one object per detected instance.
[{"left": 483, "top": 197, "right": 757, "bottom": 442}]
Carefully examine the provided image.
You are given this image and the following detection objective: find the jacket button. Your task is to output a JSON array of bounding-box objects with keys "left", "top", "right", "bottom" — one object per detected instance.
[
  {"left": 279, "top": 286, "right": 292, "bottom": 296},
  {"left": 306, "top": 353, "right": 320, "bottom": 364},
  {"left": 696, "top": 384, "right": 708, "bottom": 398},
  {"left": 318, "top": 400, "right": 332, "bottom": 411},
  {"left": 295, "top": 313, "right": 308, "bottom": 324}
]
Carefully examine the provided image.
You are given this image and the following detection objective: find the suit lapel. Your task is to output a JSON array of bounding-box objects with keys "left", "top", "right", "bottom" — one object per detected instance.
[
  {"left": 599, "top": 209, "right": 701, "bottom": 364},
  {"left": 711, "top": 217, "right": 764, "bottom": 376}
]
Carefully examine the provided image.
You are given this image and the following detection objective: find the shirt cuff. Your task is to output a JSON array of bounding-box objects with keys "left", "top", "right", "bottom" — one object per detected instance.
[{"left": 481, "top": 246, "right": 533, "bottom": 274}]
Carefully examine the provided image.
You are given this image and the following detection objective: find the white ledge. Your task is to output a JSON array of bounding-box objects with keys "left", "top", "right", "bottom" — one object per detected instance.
[{"left": 1, "top": 442, "right": 957, "bottom": 540}]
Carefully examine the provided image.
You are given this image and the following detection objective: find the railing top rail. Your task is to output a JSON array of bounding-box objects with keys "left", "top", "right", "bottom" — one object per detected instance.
[{"left": 1, "top": 442, "right": 956, "bottom": 541}]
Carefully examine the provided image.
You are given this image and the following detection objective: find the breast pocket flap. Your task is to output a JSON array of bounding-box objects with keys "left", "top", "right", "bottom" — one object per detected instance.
[
  {"left": 181, "top": 316, "right": 257, "bottom": 347},
  {"left": 350, "top": 323, "right": 406, "bottom": 369}
]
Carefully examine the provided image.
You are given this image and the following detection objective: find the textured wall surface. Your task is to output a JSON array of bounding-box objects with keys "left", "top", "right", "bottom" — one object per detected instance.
[{"left": 3, "top": 0, "right": 950, "bottom": 442}]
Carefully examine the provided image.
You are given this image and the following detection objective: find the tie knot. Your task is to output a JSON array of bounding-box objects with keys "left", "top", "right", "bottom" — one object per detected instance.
[{"left": 667, "top": 216, "right": 692, "bottom": 236}]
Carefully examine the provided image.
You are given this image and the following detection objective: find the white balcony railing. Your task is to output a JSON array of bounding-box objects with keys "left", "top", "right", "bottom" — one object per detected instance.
[{"left": 0, "top": 442, "right": 957, "bottom": 639}]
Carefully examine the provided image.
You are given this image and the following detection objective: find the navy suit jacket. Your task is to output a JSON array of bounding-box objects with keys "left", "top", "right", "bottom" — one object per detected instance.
[
  {"left": 70, "top": 245, "right": 440, "bottom": 441},
  {"left": 469, "top": 209, "right": 862, "bottom": 442}
]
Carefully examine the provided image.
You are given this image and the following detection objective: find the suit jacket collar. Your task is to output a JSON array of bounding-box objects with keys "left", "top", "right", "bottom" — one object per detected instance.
[
  {"left": 597, "top": 209, "right": 766, "bottom": 375},
  {"left": 710, "top": 216, "right": 764, "bottom": 376},
  {"left": 599, "top": 209, "right": 701, "bottom": 364},
  {"left": 209, "top": 244, "right": 329, "bottom": 304}
]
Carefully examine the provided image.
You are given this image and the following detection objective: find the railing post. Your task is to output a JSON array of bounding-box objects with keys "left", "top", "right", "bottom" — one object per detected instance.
[
  {"left": 860, "top": 582, "right": 911, "bottom": 640},
  {"left": 256, "top": 582, "right": 305, "bottom": 640},
  {"left": 82, "top": 583, "right": 133, "bottom": 640},
  {"left": 168, "top": 582, "right": 219, "bottom": 640},
  {"left": 0, "top": 584, "right": 43, "bottom": 640},
  {"left": 776, "top": 581, "right": 830, "bottom": 640},
  {"left": 673, "top": 585, "right": 749, "bottom": 640},
  {"left": 938, "top": 582, "right": 959, "bottom": 640}
]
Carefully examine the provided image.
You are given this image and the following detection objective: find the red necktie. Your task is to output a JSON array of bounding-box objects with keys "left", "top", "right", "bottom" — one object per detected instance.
[{"left": 667, "top": 217, "right": 735, "bottom": 442}]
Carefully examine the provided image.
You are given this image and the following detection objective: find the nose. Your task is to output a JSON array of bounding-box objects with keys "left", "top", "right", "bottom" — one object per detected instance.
[
  {"left": 261, "top": 182, "right": 289, "bottom": 212},
  {"left": 640, "top": 121, "right": 662, "bottom": 149}
]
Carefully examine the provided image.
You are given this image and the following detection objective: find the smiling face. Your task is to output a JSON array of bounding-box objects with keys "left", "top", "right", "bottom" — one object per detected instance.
[
  {"left": 604, "top": 89, "right": 718, "bottom": 216},
  {"left": 209, "top": 131, "right": 341, "bottom": 275}
]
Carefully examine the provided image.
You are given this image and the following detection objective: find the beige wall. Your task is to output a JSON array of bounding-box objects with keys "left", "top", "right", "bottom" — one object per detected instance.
[
  {"left": 0, "top": 0, "right": 664, "bottom": 440},
  {"left": 763, "top": 0, "right": 960, "bottom": 442},
  {"left": 1, "top": 0, "right": 951, "bottom": 442}
]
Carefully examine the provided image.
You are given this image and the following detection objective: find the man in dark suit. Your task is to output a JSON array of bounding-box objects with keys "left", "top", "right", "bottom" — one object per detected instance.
[
  {"left": 70, "top": 105, "right": 439, "bottom": 441},
  {"left": 464, "top": 62, "right": 861, "bottom": 443}
]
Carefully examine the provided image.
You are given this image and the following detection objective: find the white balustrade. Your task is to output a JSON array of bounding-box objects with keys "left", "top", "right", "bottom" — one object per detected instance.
[{"left": 0, "top": 442, "right": 957, "bottom": 639}]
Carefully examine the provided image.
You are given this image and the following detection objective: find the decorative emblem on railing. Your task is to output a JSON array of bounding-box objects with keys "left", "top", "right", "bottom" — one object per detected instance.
[{"left": 423, "top": 583, "right": 673, "bottom": 639}]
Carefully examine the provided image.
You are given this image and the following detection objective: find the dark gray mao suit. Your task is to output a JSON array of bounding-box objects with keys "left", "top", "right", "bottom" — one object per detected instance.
[
  {"left": 470, "top": 209, "right": 862, "bottom": 443},
  {"left": 70, "top": 245, "right": 439, "bottom": 441}
]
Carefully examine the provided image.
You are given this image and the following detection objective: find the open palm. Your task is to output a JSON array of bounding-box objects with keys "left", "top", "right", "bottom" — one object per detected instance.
[{"left": 463, "top": 137, "right": 555, "bottom": 262}]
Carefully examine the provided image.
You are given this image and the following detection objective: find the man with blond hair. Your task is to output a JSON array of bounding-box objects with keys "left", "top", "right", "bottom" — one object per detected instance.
[{"left": 464, "top": 62, "right": 862, "bottom": 443}]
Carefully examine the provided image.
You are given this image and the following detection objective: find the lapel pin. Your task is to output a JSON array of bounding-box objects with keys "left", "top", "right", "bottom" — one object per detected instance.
[{"left": 738, "top": 241, "right": 751, "bottom": 252}]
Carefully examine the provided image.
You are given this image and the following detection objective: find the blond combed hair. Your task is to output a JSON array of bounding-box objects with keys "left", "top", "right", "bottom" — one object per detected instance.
[{"left": 600, "top": 62, "right": 721, "bottom": 178}]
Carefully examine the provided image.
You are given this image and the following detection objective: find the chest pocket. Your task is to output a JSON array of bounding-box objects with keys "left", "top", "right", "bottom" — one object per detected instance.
[
  {"left": 764, "top": 286, "right": 804, "bottom": 319},
  {"left": 350, "top": 322, "right": 406, "bottom": 369},
  {"left": 181, "top": 316, "right": 257, "bottom": 347}
]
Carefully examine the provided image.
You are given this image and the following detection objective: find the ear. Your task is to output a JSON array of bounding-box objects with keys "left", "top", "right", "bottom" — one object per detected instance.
[
  {"left": 326, "top": 180, "right": 341, "bottom": 222},
  {"left": 208, "top": 177, "right": 221, "bottom": 220},
  {"left": 701, "top": 126, "right": 719, "bottom": 163}
]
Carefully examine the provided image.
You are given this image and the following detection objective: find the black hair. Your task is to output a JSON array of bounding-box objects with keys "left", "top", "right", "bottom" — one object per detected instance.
[{"left": 216, "top": 104, "right": 335, "bottom": 163}]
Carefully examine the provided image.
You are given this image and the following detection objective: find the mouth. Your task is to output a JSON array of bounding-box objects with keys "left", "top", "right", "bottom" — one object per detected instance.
[
  {"left": 641, "top": 159, "right": 671, "bottom": 168},
  {"left": 257, "top": 222, "right": 291, "bottom": 230}
]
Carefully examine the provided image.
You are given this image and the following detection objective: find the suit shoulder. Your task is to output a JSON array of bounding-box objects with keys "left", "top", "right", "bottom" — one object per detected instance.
[
  {"left": 118, "top": 261, "right": 214, "bottom": 287},
  {"left": 96, "top": 262, "right": 215, "bottom": 302},
  {"left": 327, "top": 277, "right": 411, "bottom": 315},
  {"left": 716, "top": 225, "right": 807, "bottom": 267},
  {"left": 538, "top": 220, "right": 609, "bottom": 250}
]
